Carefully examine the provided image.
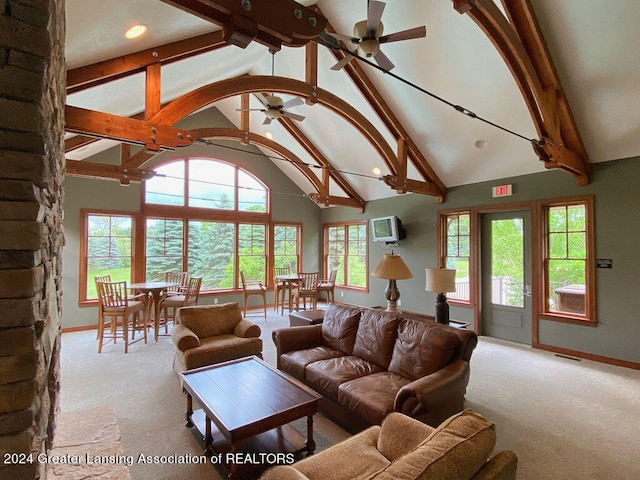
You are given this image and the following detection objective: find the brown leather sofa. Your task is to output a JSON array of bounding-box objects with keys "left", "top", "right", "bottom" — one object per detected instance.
[{"left": 272, "top": 303, "right": 477, "bottom": 432}]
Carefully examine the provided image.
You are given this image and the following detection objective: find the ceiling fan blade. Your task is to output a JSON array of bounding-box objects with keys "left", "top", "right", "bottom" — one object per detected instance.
[
  {"left": 281, "top": 97, "right": 304, "bottom": 110},
  {"left": 282, "top": 111, "right": 305, "bottom": 122},
  {"left": 374, "top": 49, "right": 395, "bottom": 71},
  {"left": 331, "top": 54, "right": 354, "bottom": 71},
  {"left": 235, "top": 108, "right": 266, "bottom": 112},
  {"left": 366, "top": 1, "right": 386, "bottom": 34},
  {"left": 379, "top": 26, "right": 426, "bottom": 44},
  {"left": 262, "top": 117, "right": 272, "bottom": 125},
  {"left": 256, "top": 94, "right": 272, "bottom": 108}
]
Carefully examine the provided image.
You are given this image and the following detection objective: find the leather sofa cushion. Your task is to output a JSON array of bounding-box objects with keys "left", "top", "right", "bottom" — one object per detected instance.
[
  {"left": 280, "top": 346, "right": 346, "bottom": 379},
  {"left": 352, "top": 309, "right": 399, "bottom": 368},
  {"left": 321, "top": 304, "right": 362, "bottom": 354},
  {"left": 306, "top": 356, "right": 385, "bottom": 400},
  {"left": 371, "top": 410, "right": 496, "bottom": 480},
  {"left": 178, "top": 303, "right": 242, "bottom": 338},
  {"left": 338, "top": 372, "right": 411, "bottom": 425},
  {"left": 181, "top": 334, "right": 262, "bottom": 370},
  {"left": 388, "top": 319, "right": 460, "bottom": 381}
]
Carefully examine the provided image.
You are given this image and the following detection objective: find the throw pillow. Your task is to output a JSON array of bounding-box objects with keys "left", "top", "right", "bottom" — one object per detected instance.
[
  {"left": 388, "top": 319, "right": 460, "bottom": 380},
  {"left": 321, "top": 304, "right": 362, "bottom": 354},
  {"left": 352, "top": 309, "right": 399, "bottom": 368}
]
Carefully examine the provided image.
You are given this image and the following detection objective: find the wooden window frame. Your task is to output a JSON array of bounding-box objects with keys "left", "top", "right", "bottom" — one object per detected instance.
[
  {"left": 79, "top": 209, "right": 136, "bottom": 305},
  {"left": 439, "top": 211, "right": 473, "bottom": 304},
  {"left": 272, "top": 222, "right": 302, "bottom": 286},
  {"left": 323, "top": 221, "right": 368, "bottom": 291},
  {"left": 536, "top": 195, "right": 596, "bottom": 325}
]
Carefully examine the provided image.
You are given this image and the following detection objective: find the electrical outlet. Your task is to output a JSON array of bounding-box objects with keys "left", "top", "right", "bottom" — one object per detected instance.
[
  {"left": 213, "top": 298, "right": 219, "bottom": 304},
  {"left": 397, "top": 299, "right": 402, "bottom": 306},
  {"left": 341, "top": 291, "right": 344, "bottom": 297}
]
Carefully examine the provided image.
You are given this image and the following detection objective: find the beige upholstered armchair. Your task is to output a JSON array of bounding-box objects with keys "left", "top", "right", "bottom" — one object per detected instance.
[{"left": 170, "top": 302, "right": 263, "bottom": 372}]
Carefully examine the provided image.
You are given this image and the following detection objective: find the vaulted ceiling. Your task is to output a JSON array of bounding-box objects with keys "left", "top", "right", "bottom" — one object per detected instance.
[{"left": 64, "top": 0, "right": 640, "bottom": 210}]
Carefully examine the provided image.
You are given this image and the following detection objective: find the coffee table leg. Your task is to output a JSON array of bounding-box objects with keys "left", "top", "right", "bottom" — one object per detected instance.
[
  {"left": 185, "top": 392, "right": 193, "bottom": 427},
  {"left": 305, "top": 414, "right": 316, "bottom": 455},
  {"left": 205, "top": 417, "right": 212, "bottom": 454}
]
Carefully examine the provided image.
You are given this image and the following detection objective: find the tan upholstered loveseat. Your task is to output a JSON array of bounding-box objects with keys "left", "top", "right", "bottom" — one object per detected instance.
[
  {"left": 171, "top": 302, "right": 262, "bottom": 372},
  {"left": 273, "top": 303, "right": 477, "bottom": 432},
  {"left": 259, "top": 410, "right": 518, "bottom": 480}
]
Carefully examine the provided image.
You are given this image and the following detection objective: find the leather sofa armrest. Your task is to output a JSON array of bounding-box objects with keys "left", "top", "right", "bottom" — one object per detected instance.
[
  {"left": 233, "top": 318, "right": 261, "bottom": 338},
  {"left": 470, "top": 450, "right": 518, "bottom": 480},
  {"left": 394, "top": 360, "right": 470, "bottom": 417},
  {"left": 171, "top": 324, "right": 200, "bottom": 352},
  {"left": 272, "top": 325, "right": 323, "bottom": 356}
]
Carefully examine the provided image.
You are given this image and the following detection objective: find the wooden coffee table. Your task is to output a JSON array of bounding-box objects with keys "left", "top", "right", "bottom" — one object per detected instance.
[{"left": 180, "top": 356, "right": 321, "bottom": 479}]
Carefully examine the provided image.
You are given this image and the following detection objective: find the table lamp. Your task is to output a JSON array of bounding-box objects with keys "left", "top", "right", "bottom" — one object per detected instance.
[
  {"left": 425, "top": 268, "right": 457, "bottom": 324},
  {"left": 371, "top": 253, "right": 413, "bottom": 312}
]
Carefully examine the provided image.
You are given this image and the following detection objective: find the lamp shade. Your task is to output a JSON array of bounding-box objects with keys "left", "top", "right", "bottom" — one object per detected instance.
[
  {"left": 372, "top": 253, "right": 413, "bottom": 280},
  {"left": 425, "top": 268, "right": 456, "bottom": 293}
]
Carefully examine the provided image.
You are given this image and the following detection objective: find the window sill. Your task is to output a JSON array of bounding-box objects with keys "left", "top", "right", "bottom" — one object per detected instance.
[{"left": 539, "top": 313, "right": 596, "bottom": 327}]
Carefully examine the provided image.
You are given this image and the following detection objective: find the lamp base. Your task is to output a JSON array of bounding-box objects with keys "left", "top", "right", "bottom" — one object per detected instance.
[
  {"left": 435, "top": 293, "right": 450, "bottom": 324},
  {"left": 385, "top": 299, "right": 398, "bottom": 312},
  {"left": 385, "top": 279, "right": 400, "bottom": 312}
]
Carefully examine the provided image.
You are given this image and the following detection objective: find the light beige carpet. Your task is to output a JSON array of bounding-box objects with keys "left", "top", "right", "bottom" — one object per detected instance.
[{"left": 59, "top": 308, "right": 640, "bottom": 479}]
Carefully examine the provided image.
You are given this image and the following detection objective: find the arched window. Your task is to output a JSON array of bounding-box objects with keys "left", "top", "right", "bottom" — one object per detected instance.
[
  {"left": 145, "top": 158, "right": 268, "bottom": 212},
  {"left": 143, "top": 158, "right": 269, "bottom": 291}
]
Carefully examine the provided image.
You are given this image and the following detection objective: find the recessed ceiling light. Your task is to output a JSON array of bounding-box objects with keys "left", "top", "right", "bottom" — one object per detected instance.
[
  {"left": 264, "top": 131, "right": 273, "bottom": 140},
  {"left": 474, "top": 139, "right": 488, "bottom": 149},
  {"left": 125, "top": 24, "right": 147, "bottom": 39},
  {"left": 372, "top": 167, "right": 382, "bottom": 176}
]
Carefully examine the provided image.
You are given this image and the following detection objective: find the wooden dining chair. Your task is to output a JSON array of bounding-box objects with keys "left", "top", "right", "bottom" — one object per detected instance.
[
  {"left": 317, "top": 269, "right": 338, "bottom": 304},
  {"left": 273, "top": 266, "right": 290, "bottom": 313},
  {"left": 165, "top": 271, "right": 188, "bottom": 296},
  {"left": 95, "top": 280, "right": 147, "bottom": 353},
  {"left": 290, "top": 272, "right": 319, "bottom": 311},
  {"left": 159, "top": 276, "right": 202, "bottom": 332},
  {"left": 240, "top": 271, "right": 267, "bottom": 321}
]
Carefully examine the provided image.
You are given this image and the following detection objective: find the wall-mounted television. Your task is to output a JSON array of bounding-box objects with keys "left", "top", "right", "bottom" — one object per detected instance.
[{"left": 370, "top": 216, "right": 406, "bottom": 243}]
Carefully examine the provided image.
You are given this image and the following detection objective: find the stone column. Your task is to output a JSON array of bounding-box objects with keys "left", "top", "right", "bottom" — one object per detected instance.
[{"left": 0, "top": 1, "right": 66, "bottom": 479}]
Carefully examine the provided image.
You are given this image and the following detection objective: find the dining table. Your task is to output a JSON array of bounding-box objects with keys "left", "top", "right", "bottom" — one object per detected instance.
[
  {"left": 128, "top": 281, "right": 178, "bottom": 342},
  {"left": 274, "top": 273, "right": 301, "bottom": 315}
]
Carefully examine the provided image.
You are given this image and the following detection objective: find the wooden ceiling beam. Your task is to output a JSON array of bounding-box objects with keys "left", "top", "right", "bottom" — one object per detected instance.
[
  {"left": 65, "top": 105, "right": 197, "bottom": 152},
  {"left": 192, "top": 127, "right": 325, "bottom": 193},
  {"left": 278, "top": 117, "right": 366, "bottom": 212},
  {"left": 319, "top": 15, "right": 446, "bottom": 201},
  {"left": 159, "top": 0, "right": 327, "bottom": 50},
  {"left": 67, "top": 31, "right": 227, "bottom": 94},
  {"left": 150, "top": 75, "right": 400, "bottom": 178},
  {"left": 66, "top": 159, "right": 155, "bottom": 185},
  {"left": 452, "top": 0, "right": 590, "bottom": 185}
]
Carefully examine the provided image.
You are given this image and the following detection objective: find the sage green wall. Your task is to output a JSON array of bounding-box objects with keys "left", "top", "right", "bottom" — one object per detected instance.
[
  {"left": 321, "top": 156, "right": 640, "bottom": 365},
  {"left": 62, "top": 108, "right": 320, "bottom": 329}
]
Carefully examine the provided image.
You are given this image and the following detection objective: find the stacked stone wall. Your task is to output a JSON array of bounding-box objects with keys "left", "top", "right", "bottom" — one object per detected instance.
[{"left": 0, "top": 1, "right": 65, "bottom": 479}]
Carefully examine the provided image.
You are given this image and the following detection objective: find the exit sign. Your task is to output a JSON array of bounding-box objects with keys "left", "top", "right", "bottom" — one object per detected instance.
[{"left": 492, "top": 184, "right": 513, "bottom": 197}]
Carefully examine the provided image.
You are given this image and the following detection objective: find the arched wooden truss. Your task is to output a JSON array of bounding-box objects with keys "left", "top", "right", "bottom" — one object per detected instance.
[{"left": 66, "top": 0, "right": 590, "bottom": 210}]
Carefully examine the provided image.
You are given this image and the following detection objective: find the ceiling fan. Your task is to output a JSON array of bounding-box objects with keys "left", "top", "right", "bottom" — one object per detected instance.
[
  {"left": 328, "top": 0, "right": 426, "bottom": 71},
  {"left": 235, "top": 49, "right": 306, "bottom": 125},
  {"left": 237, "top": 94, "right": 306, "bottom": 125}
]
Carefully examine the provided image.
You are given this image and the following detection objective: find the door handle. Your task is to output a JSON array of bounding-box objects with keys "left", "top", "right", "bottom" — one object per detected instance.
[{"left": 524, "top": 284, "right": 532, "bottom": 297}]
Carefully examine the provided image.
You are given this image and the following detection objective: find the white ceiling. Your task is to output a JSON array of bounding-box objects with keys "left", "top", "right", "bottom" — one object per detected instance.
[{"left": 64, "top": 0, "right": 640, "bottom": 203}]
